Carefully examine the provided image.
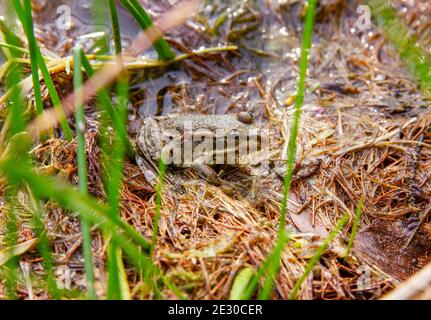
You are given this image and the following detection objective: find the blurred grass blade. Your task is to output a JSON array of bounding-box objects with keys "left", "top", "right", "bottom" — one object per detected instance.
[
  {"left": 1, "top": 5, "right": 28, "bottom": 298},
  {"left": 0, "top": 238, "right": 38, "bottom": 267},
  {"left": 114, "top": 246, "right": 132, "bottom": 300},
  {"left": 229, "top": 267, "right": 254, "bottom": 300},
  {"left": 0, "top": 159, "right": 184, "bottom": 297},
  {"left": 241, "top": 232, "right": 289, "bottom": 299},
  {"left": 257, "top": 232, "right": 289, "bottom": 299},
  {"left": 105, "top": 75, "right": 130, "bottom": 299},
  {"left": 26, "top": 1, "right": 198, "bottom": 137},
  {"left": 0, "top": 18, "right": 25, "bottom": 59},
  {"left": 11, "top": 0, "right": 43, "bottom": 115},
  {"left": 13, "top": 0, "right": 73, "bottom": 140},
  {"left": 73, "top": 47, "right": 97, "bottom": 299},
  {"left": 108, "top": 0, "right": 123, "bottom": 55},
  {"left": 79, "top": 51, "right": 134, "bottom": 157},
  {"left": 0, "top": 156, "right": 150, "bottom": 252},
  {"left": 150, "top": 160, "right": 167, "bottom": 258},
  {"left": 4, "top": 192, "right": 19, "bottom": 299},
  {"left": 104, "top": 0, "right": 131, "bottom": 299},
  {"left": 26, "top": 186, "right": 61, "bottom": 299},
  {"left": 120, "top": 0, "right": 175, "bottom": 60},
  {"left": 368, "top": 0, "right": 431, "bottom": 96}
]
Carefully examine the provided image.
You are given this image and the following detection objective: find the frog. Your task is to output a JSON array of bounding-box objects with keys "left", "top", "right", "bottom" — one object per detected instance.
[{"left": 135, "top": 112, "right": 268, "bottom": 188}]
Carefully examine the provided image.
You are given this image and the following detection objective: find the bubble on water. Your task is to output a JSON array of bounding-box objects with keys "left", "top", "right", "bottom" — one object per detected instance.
[
  {"left": 279, "top": 26, "right": 289, "bottom": 36},
  {"left": 247, "top": 76, "right": 256, "bottom": 84}
]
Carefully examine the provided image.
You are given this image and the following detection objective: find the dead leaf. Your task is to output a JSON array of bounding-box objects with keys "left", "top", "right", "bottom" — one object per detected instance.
[
  {"left": 353, "top": 220, "right": 431, "bottom": 280},
  {"left": 0, "top": 238, "right": 38, "bottom": 267}
]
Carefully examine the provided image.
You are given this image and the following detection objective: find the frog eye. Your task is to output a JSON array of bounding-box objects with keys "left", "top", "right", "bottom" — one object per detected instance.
[{"left": 237, "top": 111, "right": 254, "bottom": 124}]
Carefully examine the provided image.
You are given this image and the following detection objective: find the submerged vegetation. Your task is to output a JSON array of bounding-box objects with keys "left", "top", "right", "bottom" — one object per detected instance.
[{"left": 0, "top": 0, "right": 430, "bottom": 300}]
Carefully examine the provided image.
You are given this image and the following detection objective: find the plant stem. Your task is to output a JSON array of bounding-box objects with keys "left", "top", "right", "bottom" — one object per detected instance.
[{"left": 73, "top": 47, "right": 97, "bottom": 299}]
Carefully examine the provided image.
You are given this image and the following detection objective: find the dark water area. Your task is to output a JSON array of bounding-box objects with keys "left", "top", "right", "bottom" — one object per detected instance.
[
  {"left": 1, "top": 0, "right": 430, "bottom": 129},
  {"left": 12, "top": 0, "right": 305, "bottom": 126}
]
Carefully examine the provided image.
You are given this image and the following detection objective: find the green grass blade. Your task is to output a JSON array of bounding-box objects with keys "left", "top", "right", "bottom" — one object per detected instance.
[
  {"left": 345, "top": 199, "right": 363, "bottom": 257},
  {"left": 119, "top": 0, "right": 175, "bottom": 61},
  {"left": 150, "top": 160, "right": 167, "bottom": 258},
  {"left": 279, "top": 0, "right": 317, "bottom": 237},
  {"left": 4, "top": 191, "right": 19, "bottom": 299},
  {"left": 105, "top": 75, "right": 130, "bottom": 300},
  {"left": 72, "top": 47, "right": 97, "bottom": 299},
  {"left": 79, "top": 52, "right": 134, "bottom": 158},
  {"left": 11, "top": 0, "right": 43, "bottom": 115},
  {"left": 103, "top": 6, "right": 130, "bottom": 295},
  {"left": 288, "top": 213, "right": 350, "bottom": 300},
  {"left": 244, "top": 0, "right": 318, "bottom": 300},
  {"left": 0, "top": 18, "right": 25, "bottom": 58},
  {"left": 26, "top": 186, "right": 61, "bottom": 299},
  {"left": 257, "top": 232, "right": 289, "bottom": 299},
  {"left": 229, "top": 267, "right": 254, "bottom": 300},
  {"left": 0, "top": 155, "right": 150, "bottom": 251},
  {"left": 0, "top": 159, "right": 186, "bottom": 297},
  {"left": 108, "top": 0, "right": 123, "bottom": 55},
  {"left": 14, "top": 0, "right": 73, "bottom": 140},
  {"left": 97, "top": 3, "right": 131, "bottom": 296},
  {"left": 1, "top": 8, "right": 26, "bottom": 298},
  {"left": 241, "top": 232, "right": 289, "bottom": 299}
]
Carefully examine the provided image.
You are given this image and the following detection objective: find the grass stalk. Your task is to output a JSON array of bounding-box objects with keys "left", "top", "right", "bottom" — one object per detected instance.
[
  {"left": 103, "top": 2, "right": 132, "bottom": 299},
  {"left": 105, "top": 75, "right": 130, "bottom": 299},
  {"left": 4, "top": 191, "right": 19, "bottom": 299},
  {"left": 1, "top": 9, "right": 26, "bottom": 299},
  {"left": 119, "top": 0, "right": 175, "bottom": 61},
  {"left": 72, "top": 47, "right": 97, "bottom": 299},
  {"left": 150, "top": 160, "right": 167, "bottom": 258},
  {"left": 108, "top": 0, "right": 123, "bottom": 55},
  {"left": 13, "top": 0, "right": 73, "bottom": 140},
  {"left": 345, "top": 199, "right": 363, "bottom": 257},
  {"left": 26, "top": 186, "right": 61, "bottom": 299},
  {"left": 244, "top": 0, "right": 318, "bottom": 299},
  {"left": 79, "top": 52, "right": 135, "bottom": 158},
  {"left": 368, "top": 0, "right": 431, "bottom": 96},
  {"left": 11, "top": 0, "right": 43, "bottom": 115},
  {"left": 288, "top": 213, "right": 350, "bottom": 300},
  {"left": 0, "top": 18, "right": 24, "bottom": 59},
  {"left": 0, "top": 158, "right": 185, "bottom": 297}
]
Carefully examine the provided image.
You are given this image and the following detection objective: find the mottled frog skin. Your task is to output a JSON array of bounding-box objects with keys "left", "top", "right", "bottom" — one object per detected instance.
[{"left": 136, "top": 112, "right": 265, "bottom": 186}]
